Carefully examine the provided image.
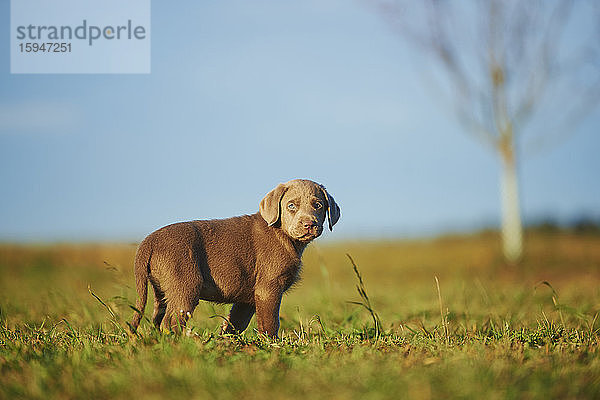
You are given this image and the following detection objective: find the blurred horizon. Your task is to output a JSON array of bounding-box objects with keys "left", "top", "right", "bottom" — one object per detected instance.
[{"left": 1, "top": 0, "right": 599, "bottom": 243}]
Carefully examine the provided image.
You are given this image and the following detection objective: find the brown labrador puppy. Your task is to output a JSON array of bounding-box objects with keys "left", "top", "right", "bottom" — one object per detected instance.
[{"left": 130, "top": 179, "right": 340, "bottom": 337}]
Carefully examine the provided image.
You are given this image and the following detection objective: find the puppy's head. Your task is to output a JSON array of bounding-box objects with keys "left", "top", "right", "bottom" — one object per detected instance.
[{"left": 260, "top": 179, "right": 340, "bottom": 242}]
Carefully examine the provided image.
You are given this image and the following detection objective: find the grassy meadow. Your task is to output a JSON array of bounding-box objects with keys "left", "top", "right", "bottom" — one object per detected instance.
[{"left": 1, "top": 231, "right": 599, "bottom": 399}]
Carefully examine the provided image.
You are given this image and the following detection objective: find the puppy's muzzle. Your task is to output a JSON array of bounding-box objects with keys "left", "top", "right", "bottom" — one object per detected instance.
[{"left": 294, "top": 220, "right": 323, "bottom": 241}]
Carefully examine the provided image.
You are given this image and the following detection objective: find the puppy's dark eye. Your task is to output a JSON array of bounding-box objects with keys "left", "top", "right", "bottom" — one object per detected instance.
[
  {"left": 287, "top": 203, "right": 297, "bottom": 212},
  {"left": 314, "top": 201, "right": 323, "bottom": 210}
]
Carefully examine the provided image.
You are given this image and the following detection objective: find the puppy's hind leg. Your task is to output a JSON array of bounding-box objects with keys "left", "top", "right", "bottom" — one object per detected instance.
[
  {"left": 162, "top": 287, "right": 201, "bottom": 333},
  {"left": 152, "top": 289, "right": 167, "bottom": 329}
]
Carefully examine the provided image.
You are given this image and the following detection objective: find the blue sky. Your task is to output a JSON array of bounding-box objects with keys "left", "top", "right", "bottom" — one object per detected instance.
[{"left": 1, "top": 0, "right": 599, "bottom": 242}]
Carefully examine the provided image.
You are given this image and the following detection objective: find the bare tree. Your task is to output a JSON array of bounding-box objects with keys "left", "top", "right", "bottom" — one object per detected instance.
[{"left": 372, "top": 0, "right": 600, "bottom": 263}]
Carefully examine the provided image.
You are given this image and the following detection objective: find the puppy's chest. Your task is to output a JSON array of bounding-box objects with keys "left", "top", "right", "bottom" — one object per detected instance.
[{"left": 277, "top": 262, "right": 303, "bottom": 291}]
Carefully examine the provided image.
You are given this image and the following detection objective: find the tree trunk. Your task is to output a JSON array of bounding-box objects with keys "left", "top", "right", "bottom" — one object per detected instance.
[{"left": 499, "top": 141, "right": 523, "bottom": 264}]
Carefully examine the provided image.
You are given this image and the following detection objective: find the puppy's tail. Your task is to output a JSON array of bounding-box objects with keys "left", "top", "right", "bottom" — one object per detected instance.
[{"left": 130, "top": 239, "right": 152, "bottom": 333}]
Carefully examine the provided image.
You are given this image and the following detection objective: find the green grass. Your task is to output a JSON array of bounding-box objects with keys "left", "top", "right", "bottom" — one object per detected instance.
[{"left": 1, "top": 231, "right": 599, "bottom": 399}]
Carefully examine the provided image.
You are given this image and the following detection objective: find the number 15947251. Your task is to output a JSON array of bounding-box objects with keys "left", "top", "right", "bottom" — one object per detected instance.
[{"left": 19, "top": 42, "right": 72, "bottom": 53}]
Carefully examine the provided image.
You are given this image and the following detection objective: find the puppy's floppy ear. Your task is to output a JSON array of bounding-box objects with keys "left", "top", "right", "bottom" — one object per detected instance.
[
  {"left": 319, "top": 185, "right": 340, "bottom": 231},
  {"left": 259, "top": 183, "right": 288, "bottom": 226}
]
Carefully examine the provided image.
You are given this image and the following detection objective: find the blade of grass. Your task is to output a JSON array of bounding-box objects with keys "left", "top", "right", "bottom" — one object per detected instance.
[
  {"left": 435, "top": 276, "right": 449, "bottom": 344},
  {"left": 346, "top": 253, "right": 382, "bottom": 341}
]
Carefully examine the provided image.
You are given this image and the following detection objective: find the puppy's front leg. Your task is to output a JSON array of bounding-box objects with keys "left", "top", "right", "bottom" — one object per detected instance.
[
  {"left": 254, "top": 289, "right": 283, "bottom": 338},
  {"left": 221, "top": 303, "right": 255, "bottom": 334}
]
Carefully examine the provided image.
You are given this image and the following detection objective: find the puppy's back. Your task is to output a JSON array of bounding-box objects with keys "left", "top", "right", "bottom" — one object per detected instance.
[{"left": 144, "top": 214, "right": 267, "bottom": 303}]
